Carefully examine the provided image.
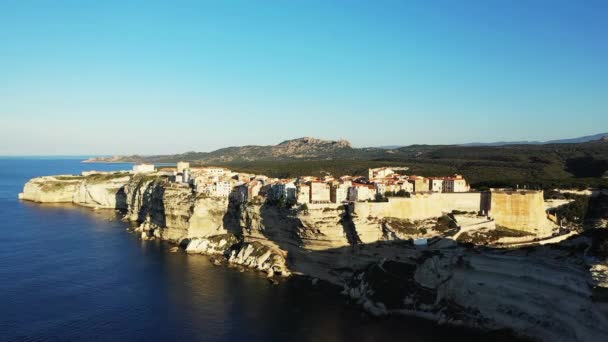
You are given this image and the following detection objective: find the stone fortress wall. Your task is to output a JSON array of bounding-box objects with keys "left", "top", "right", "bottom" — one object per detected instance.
[
  {"left": 353, "top": 191, "right": 555, "bottom": 236},
  {"left": 486, "top": 190, "right": 555, "bottom": 236},
  {"left": 354, "top": 192, "right": 482, "bottom": 221}
]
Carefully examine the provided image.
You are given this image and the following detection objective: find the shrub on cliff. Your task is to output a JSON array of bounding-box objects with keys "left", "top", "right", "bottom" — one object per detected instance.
[
  {"left": 85, "top": 172, "right": 131, "bottom": 184},
  {"left": 54, "top": 176, "right": 82, "bottom": 181},
  {"left": 382, "top": 218, "right": 418, "bottom": 235},
  {"left": 372, "top": 194, "right": 389, "bottom": 202},
  {"left": 456, "top": 226, "right": 531, "bottom": 244},
  {"left": 41, "top": 181, "right": 73, "bottom": 192},
  {"left": 549, "top": 195, "right": 591, "bottom": 227},
  {"left": 384, "top": 190, "right": 410, "bottom": 198},
  {"left": 435, "top": 215, "right": 458, "bottom": 236}
]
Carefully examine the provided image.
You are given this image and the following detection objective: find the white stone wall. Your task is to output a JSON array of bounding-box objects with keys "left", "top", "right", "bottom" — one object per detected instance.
[{"left": 132, "top": 164, "right": 155, "bottom": 173}]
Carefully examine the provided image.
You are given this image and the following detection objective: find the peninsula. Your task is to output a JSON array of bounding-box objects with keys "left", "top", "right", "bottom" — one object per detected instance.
[{"left": 19, "top": 154, "right": 608, "bottom": 341}]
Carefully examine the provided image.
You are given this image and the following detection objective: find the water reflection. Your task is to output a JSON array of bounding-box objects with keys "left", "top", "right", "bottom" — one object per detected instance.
[{"left": 159, "top": 246, "right": 521, "bottom": 341}]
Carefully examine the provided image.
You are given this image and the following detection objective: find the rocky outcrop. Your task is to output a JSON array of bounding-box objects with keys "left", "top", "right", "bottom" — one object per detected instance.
[
  {"left": 185, "top": 234, "right": 290, "bottom": 277},
  {"left": 19, "top": 175, "right": 83, "bottom": 203},
  {"left": 19, "top": 173, "right": 131, "bottom": 208},
  {"left": 228, "top": 241, "right": 290, "bottom": 277},
  {"left": 342, "top": 236, "right": 608, "bottom": 341},
  {"left": 186, "top": 234, "right": 240, "bottom": 255}
]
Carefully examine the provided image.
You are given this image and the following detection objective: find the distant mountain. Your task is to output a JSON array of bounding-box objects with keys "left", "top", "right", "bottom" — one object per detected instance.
[
  {"left": 376, "top": 145, "right": 404, "bottom": 149},
  {"left": 545, "top": 132, "right": 608, "bottom": 144},
  {"left": 85, "top": 137, "right": 374, "bottom": 164},
  {"left": 85, "top": 134, "right": 608, "bottom": 166},
  {"left": 375, "top": 132, "right": 608, "bottom": 149},
  {"left": 460, "top": 132, "right": 608, "bottom": 147}
]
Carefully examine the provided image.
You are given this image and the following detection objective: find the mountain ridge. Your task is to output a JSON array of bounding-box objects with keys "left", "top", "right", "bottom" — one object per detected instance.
[
  {"left": 454, "top": 132, "right": 608, "bottom": 147},
  {"left": 82, "top": 135, "right": 608, "bottom": 189}
]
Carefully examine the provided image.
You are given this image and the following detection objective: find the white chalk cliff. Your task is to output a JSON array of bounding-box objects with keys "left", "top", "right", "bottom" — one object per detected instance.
[{"left": 19, "top": 172, "right": 608, "bottom": 341}]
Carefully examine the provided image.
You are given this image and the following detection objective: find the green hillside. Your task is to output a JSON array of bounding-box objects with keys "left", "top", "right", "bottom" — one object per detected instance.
[
  {"left": 213, "top": 141, "right": 608, "bottom": 189},
  {"left": 88, "top": 137, "right": 608, "bottom": 189}
]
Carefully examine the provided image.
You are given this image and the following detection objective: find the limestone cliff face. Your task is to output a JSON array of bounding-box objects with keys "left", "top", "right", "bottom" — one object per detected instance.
[
  {"left": 72, "top": 176, "right": 131, "bottom": 208},
  {"left": 20, "top": 176, "right": 82, "bottom": 203},
  {"left": 122, "top": 176, "right": 230, "bottom": 242},
  {"left": 232, "top": 203, "right": 358, "bottom": 279},
  {"left": 344, "top": 237, "right": 608, "bottom": 341},
  {"left": 19, "top": 174, "right": 131, "bottom": 208},
  {"left": 19, "top": 174, "right": 608, "bottom": 340},
  {"left": 20, "top": 174, "right": 231, "bottom": 243}
]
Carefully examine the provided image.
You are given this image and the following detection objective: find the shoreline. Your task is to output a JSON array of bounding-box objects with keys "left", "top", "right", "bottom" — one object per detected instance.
[
  {"left": 17, "top": 171, "right": 608, "bottom": 341},
  {"left": 82, "top": 159, "right": 136, "bottom": 164}
]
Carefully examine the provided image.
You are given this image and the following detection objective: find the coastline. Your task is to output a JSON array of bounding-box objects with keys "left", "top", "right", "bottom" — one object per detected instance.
[
  {"left": 82, "top": 160, "right": 135, "bottom": 164},
  {"left": 17, "top": 171, "right": 608, "bottom": 341}
]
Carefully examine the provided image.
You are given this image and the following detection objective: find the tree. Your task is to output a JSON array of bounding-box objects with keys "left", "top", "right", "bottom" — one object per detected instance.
[
  {"left": 278, "top": 195, "right": 287, "bottom": 208},
  {"left": 395, "top": 189, "right": 410, "bottom": 197},
  {"left": 374, "top": 193, "right": 388, "bottom": 202}
]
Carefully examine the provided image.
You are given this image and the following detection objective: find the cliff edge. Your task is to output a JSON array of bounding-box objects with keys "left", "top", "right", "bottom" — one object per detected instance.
[{"left": 19, "top": 173, "right": 608, "bottom": 341}]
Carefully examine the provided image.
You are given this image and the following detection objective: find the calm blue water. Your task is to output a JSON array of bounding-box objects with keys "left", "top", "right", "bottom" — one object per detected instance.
[{"left": 0, "top": 158, "right": 514, "bottom": 341}]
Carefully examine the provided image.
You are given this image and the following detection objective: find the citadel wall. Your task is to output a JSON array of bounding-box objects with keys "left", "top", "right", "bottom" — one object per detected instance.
[
  {"left": 353, "top": 192, "right": 482, "bottom": 221},
  {"left": 487, "top": 190, "right": 555, "bottom": 236}
]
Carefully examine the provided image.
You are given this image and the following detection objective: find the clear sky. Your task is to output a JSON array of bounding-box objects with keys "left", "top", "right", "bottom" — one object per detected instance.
[{"left": 1, "top": 0, "right": 606, "bottom": 155}]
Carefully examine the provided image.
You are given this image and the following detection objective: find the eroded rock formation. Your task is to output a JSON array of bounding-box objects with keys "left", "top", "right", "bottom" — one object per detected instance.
[{"left": 19, "top": 173, "right": 608, "bottom": 341}]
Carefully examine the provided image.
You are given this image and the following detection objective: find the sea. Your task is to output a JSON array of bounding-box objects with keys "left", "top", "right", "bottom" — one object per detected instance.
[{"left": 0, "top": 157, "right": 518, "bottom": 341}]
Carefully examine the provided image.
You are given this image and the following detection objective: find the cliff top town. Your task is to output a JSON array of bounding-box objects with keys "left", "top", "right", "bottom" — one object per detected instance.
[
  {"left": 50, "top": 161, "right": 563, "bottom": 243},
  {"left": 17, "top": 158, "right": 608, "bottom": 340},
  {"left": 133, "top": 162, "right": 471, "bottom": 204},
  {"left": 84, "top": 136, "right": 608, "bottom": 193}
]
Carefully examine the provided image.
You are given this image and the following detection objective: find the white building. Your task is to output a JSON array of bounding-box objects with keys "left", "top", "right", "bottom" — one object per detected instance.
[
  {"left": 133, "top": 164, "right": 155, "bottom": 173},
  {"left": 330, "top": 183, "right": 349, "bottom": 203},
  {"left": 265, "top": 180, "right": 297, "bottom": 202},
  {"left": 297, "top": 184, "right": 310, "bottom": 204},
  {"left": 399, "top": 181, "right": 414, "bottom": 193},
  {"left": 368, "top": 167, "right": 409, "bottom": 179},
  {"left": 310, "top": 181, "right": 331, "bottom": 203},
  {"left": 195, "top": 180, "right": 232, "bottom": 197},
  {"left": 429, "top": 178, "right": 444, "bottom": 192},
  {"left": 285, "top": 181, "right": 297, "bottom": 202},
  {"left": 182, "top": 169, "right": 190, "bottom": 183},
  {"left": 268, "top": 182, "right": 285, "bottom": 201},
  {"left": 408, "top": 176, "right": 429, "bottom": 193},
  {"left": 375, "top": 182, "right": 387, "bottom": 195},
  {"left": 442, "top": 175, "right": 470, "bottom": 193},
  {"left": 348, "top": 183, "right": 376, "bottom": 201},
  {"left": 204, "top": 167, "right": 229, "bottom": 177},
  {"left": 177, "top": 161, "right": 190, "bottom": 173},
  {"left": 214, "top": 181, "right": 232, "bottom": 197}
]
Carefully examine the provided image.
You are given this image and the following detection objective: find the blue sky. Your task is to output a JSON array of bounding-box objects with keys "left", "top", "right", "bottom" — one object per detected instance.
[{"left": 0, "top": 0, "right": 606, "bottom": 155}]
